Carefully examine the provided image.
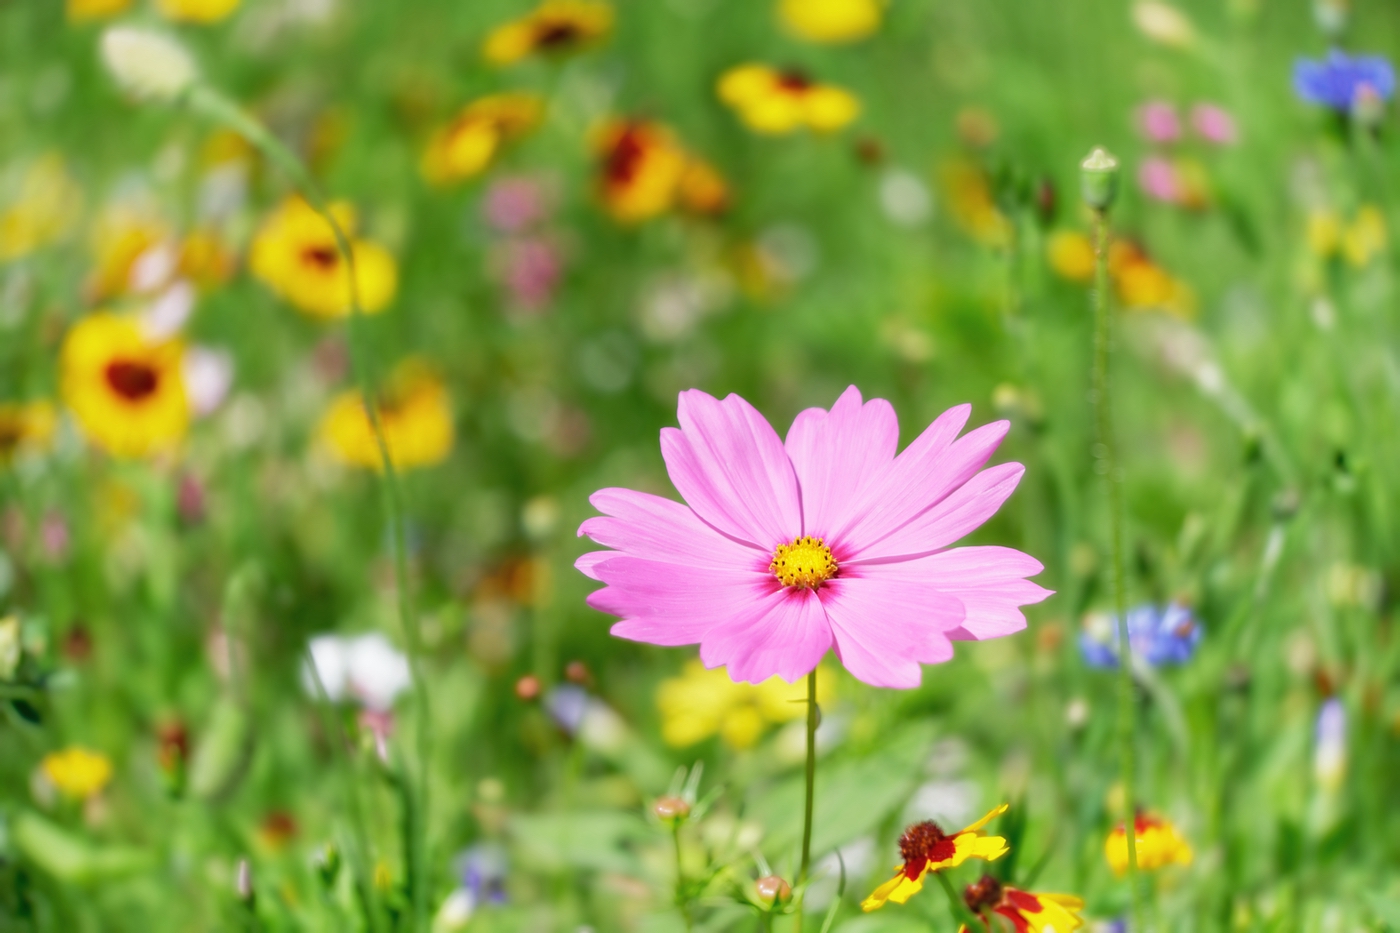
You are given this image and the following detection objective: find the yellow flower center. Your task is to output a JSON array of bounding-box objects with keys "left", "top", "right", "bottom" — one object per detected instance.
[{"left": 770, "top": 536, "right": 837, "bottom": 589}]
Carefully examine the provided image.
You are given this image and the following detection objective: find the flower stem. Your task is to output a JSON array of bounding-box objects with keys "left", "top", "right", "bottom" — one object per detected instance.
[
  {"left": 672, "top": 823, "right": 693, "bottom": 932},
  {"left": 934, "top": 870, "right": 981, "bottom": 929},
  {"left": 184, "top": 83, "right": 432, "bottom": 932},
  {"left": 795, "top": 667, "right": 819, "bottom": 932},
  {"left": 1091, "top": 211, "right": 1144, "bottom": 931}
]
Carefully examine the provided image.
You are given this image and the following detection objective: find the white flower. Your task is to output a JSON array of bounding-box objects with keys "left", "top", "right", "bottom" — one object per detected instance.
[
  {"left": 1132, "top": 2, "right": 1196, "bottom": 49},
  {"left": 303, "top": 632, "right": 411, "bottom": 712},
  {"left": 0, "top": 616, "right": 20, "bottom": 680},
  {"left": 432, "top": 889, "right": 475, "bottom": 932},
  {"left": 100, "top": 27, "right": 198, "bottom": 103},
  {"left": 183, "top": 346, "right": 234, "bottom": 417},
  {"left": 1313, "top": 698, "right": 1346, "bottom": 791}
]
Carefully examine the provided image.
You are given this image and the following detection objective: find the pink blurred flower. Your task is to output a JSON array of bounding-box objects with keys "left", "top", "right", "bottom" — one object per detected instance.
[
  {"left": 1189, "top": 103, "right": 1237, "bottom": 145},
  {"left": 496, "top": 237, "right": 562, "bottom": 311},
  {"left": 41, "top": 511, "right": 70, "bottom": 562},
  {"left": 1138, "top": 156, "right": 1180, "bottom": 203},
  {"left": 575, "top": 387, "right": 1051, "bottom": 688},
  {"left": 482, "top": 176, "right": 549, "bottom": 234},
  {"left": 1136, "top": 101, "right": 1181, "bottom": 143}
]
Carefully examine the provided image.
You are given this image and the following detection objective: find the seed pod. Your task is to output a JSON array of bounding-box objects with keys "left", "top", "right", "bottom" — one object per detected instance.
[{"left": 1079, "top": 147, "right": 1120, "bottom": 212}]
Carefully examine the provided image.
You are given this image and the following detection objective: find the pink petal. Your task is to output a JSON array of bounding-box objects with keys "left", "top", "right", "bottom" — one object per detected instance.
[
  {"left": 578, "top": 487, "right": 765, "bottom": 572},
  {"left": 847, "top": 463, "right": 1025, "bottom": 563},
  {"left": 833, "top": 413, "right": 1008, "bottom": 557},
  {"left": 660, "top": 390, "right": 802, "bottom": 549},
  {"left": 868, "top": 546, "right": 1052, "bottom": 640},
  {"left": 784, "top": 386, "right": 899, "bottom": 540},
  {"left": 699, "top": 587, "right": 831, "bottom": 683},
  {"left": 575, "top": 551, "right": 613, "bottom": 581},
  {"left": 818, "top": 574, "right": 965, "bottom": 688},
  {"left": 588, "top": 556, "right": 776, "bottom": 635}
]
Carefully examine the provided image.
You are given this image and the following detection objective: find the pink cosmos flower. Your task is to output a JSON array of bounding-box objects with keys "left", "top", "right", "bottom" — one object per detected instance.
[
  {"left": 1136, "top": 101, "right": 1182, "bottom": 144},
  {"left": 1138, "top": 156, "right": 1180, "bottom": 203},
  {"left": 1189, "top": 103, "right": 1237, "bottom": 145},
  {"left": 575, "top": 387, "right": 1052, "bottom": 688}
]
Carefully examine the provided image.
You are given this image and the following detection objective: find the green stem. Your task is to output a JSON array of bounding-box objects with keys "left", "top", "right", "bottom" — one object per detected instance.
[
  {"left": 672, "top": 823, "right": 693, "bottom": 932},
  {"left": 934, "top": 871, "right": 980, "bottom": 929},
  {"left": 1091, "top": 211, "right": 1144, "bottom": 930},
  {"left": 184, "top": 83, "right": 432, "bottom": 932},
  {"left": 795, "top": 667, "right": 819, "bottom": 933}
]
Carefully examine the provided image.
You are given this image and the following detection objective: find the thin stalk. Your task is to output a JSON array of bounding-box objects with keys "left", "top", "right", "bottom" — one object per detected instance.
[
  {"left": 796, "top": 667, "right": 819, "bottom": 933},
  {"left": 672, "top": 823, "right": 693, "bottom": 932},
  {"left": 934, "top": 871, "right": 981, "bottom": 929},
  {"left": 184, "top": 83, "right": 432, "bottom": 931},
  {"left": 1091, "top": 211, "right": 1144, "bottom": 931}
]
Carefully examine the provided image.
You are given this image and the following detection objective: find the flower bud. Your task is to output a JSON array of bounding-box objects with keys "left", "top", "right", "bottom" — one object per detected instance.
[
  {"left": 755, "top": 875, "right": 792, "bottom": 904},
  {"left": 652, "top": 795, "right": 691, "bottom": 822},
  {"left": 100, "top": 27, "right": 198, "bottom": 103},
  {"left": 514, "top": 674, "right": 541, "bottom": 700},
  {"left": 1080, "top": 147, "right": 1120, "bottom": 212},
  {"left": 235, "top": 858, "right": 254, "bottom": 904},
  {"left": 1353, "top": 83, "right": 1385, "bottom": 128}
]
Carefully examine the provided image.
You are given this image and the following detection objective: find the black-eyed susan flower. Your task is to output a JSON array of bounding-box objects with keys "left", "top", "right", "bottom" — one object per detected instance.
[
  {"left": 421, "top": 93, "right": 545, "bottom": 186},
  {"left": 318, "top": 359, "right": 453, "bottom": 471},
  {"left": 40, "top": 747, "right": 114, "bottom": 800},
  {"left": 61, "top": 312, "right": 188, "bottom": 458},
  {"left": 655, "top": 659, "right": 834, "bottom": 749},
  {"left": 594, "top": 119, "right": 688, "bottom": 223},
  {"left": 959, "top": 874, "right": 1086, "bottom": 933},
  {"left": 0, "top": 401, "right": 56, "bottom": 463},
  {"left": 483, "top": 0, "right": 613, "bottom": 66},
  {"left": 0, "top": 154, "right": 83, "bottom": 263},
  {"left": 250, "top": 196, "right": 397, "bottom": 319},
  {"left": 156, "top": 0, "right": 239, "bottom": 23},
  {"left": 778, "top": 0, "right": 882, "bottom": 44},
  {"left": 1105, "top": 811, "right": 1193, "bottom": 875},
  {"left": 67, "top": 0, "right": 131, "bottom": 22},
  {"left": 717, "top": 65, "right": 860, "bottom": 134},
  {"left": 940, "top": 158, "right": 1011, "bottom": 248},
  {"left": 862, "top": 806, "right": 1010, "bottom": 910},
  {"left": 1109, "top": 241, "right": 1195, "bottom": 317}
]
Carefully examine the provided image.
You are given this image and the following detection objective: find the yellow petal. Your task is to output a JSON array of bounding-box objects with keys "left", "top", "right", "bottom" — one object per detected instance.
[
  {"left": 961, "top": 803, "right": 1010, "bottom": 834},
  {"left": 803, "top": 85, "right": 860, "bottom": 131}
]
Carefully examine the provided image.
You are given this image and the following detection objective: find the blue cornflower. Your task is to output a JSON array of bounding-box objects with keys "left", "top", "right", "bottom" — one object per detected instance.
[
  {"left": 455, "top": 842, "right": 508, "bottom": 906},
  {"left": 1080, "top": 603, "right": 1202, "bottom": 669},
  {"left": 1294, "top": 50, "right": 1395, "bottom": 112}
]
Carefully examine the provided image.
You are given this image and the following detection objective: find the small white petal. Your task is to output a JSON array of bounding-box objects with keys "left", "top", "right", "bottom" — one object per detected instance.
[{"left": 100, "top": 27, "right": 198, "bottom": 103}]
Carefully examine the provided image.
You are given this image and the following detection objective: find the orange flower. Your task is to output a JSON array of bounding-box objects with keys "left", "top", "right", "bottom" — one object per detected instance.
[
  {"left": 960, "top": 875, "right": 1086, "bottom": 933},
  {"left": 594, "top": 119, "right": 688, "bottom": 223},
  {"left": 862, "top": 806, "right": 1010, "bottom": 911}
]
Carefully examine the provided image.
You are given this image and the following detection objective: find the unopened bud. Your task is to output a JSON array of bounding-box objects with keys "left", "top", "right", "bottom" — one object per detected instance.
[
  {"left": 1080, "top": 147, "right": 1120, "bottom": 212},
  {"left": 755, "top": 875, "right": 792, "bottom": 904},
  {"left": 652, "top": 795, "right": 691, "bottom": 822},
  {"left": 1353, "top": 83, "right": 1385, "bottom": 128},
  {"left": 514, "top": 674, "right": 541, "bottom": 700},
  {"left": 564, "top": 660, "right": 591, "bottom": 685},
  {"left": 100, "top": 27, "right": 198, "bottom": 103},
  {"left": 235, "top": 858, "right": 254, "bottom": 904}
]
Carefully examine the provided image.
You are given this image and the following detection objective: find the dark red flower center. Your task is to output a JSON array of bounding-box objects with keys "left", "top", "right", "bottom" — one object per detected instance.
[
  {"left": 897, "top": 820, "right": 958, "bottom": 879},
  {"left": 105, "top": 360, "right": 160, "bottom": 402},
  {"left": 964, "top": 874, "right": 1004, "bottom": 913},
  {"left": 535, "top": 19, "right": 582, "bottom": 48},
  {"left": 777, "top": 70, "right": 813, "bottom": 93},
  {"left": 0, "top": 418, "right": 23, "bottom": 454},
  {"left": 604, "top": 126, "right": 648, "bottom": 186},
  {"left": 301, "top": 245, "right": 340, "bottom": 271}
]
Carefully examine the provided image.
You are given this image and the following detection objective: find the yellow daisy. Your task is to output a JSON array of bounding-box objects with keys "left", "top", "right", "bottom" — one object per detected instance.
[
  {"left": 61, "top": 313, "right": 188, "bottom": 458},
  {"left": 862, "top": 805, "right": 1010, "bottom": 911},
  {"left": 718, "top": 64, "right": 860, "bottom": 134},
  {"left": 86, "top": 206, "right": 169, "bottom": 302},
  {"left": 1046, "top": 230, "right": 1096, "bottom": 283},
  {"left": 157, "top": 0, "right": 240, "bottom": 23},
  {"left": 483, "top": 0, "right": 613, "bottom": 66},
  {"left": 319, "top": 360, "right": 453, "bottom": 472},
  {"left": 1105, "top": 811, "right": 1193, "bottom": 875},
  {"left": 778, "top": 0, "right": 882, "bottom": 43},
  {"left": 41, "top": 747, "right": 114, "bottom": 800},
  {"left": 66, "top": 0, "right": 132, "bottom": 22},
  {"left": 656, "top": 660, "right": 833, "bottom": 749},
  {"left": 0, "top": 154, "right": 83, "bottom": 263},
  {"left": 250, "top": 196, "right": 397, "bottom": 319},
  {"left": 0, "top": 401, "right": 57, "bottom": 462},
  {"left": 421, "top": 93, "right": 545, "bottom": 186},
  {"left": 594, "top": 119, "right": 689, "bottom": 223}
]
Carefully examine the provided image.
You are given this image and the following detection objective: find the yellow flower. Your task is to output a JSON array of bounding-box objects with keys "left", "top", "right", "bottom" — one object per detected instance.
[
  {"left": 1307, "top": 210, "right": 1342, "bottom": 258},
  {"left": 594, "top": 119, "right": 689, "bottom": 223},
  {"left": 157, "top": 0, "right": 240, "bottom": 23},
  {"left": 677, "top": 157, "right": 731, "bottom": 216},
  {"left": 421, "top": 93, "right": 545, "bottom": 186},
  {"left": 0, "top": 155, "right": 83, "bottom": 263},
  {"left": 66, "top": 0, "right": 132, "bottom": 22},
  {"left": 862, "top": 805, "right": 1010, "bottom": 911},
  {"left": 718, "top": 65, "right": 860, "bottom": 134},
  {"left": 1047, "top": 230, "right": 1096, "bottom": 282},
  {"left": 1342, "top": 205, "right": 1386, "bottom": 267},
  {"left": 656, "top": 660, "right": 832, "bottom": 749},
  {"left": 41, "top": 747, "right": 114, "bottom": 800},
  {"left": 61, "top": 313, "right": 188, "bottom": 458},
  {"left": 1105, "top": 812, "right": 1193, "bottom": 875},
  {"left": 86, "top": 206, "right": 169, "bottom": 302},
  {"left": 319, "top": 360, "right": 453, "bottom": 472},
  {"left": 940, "top": 159, "right": 1010, "bottom": 248},
  {"left": 250, "top": 197, "right": 397, "bottom": 319},
  {"left": 959, "top": 876, "right": 1086, "bottom": 933},
  {"left": 778, "top": 0, "right": 881, "bottom": 43},
  {"left": 0, "top": 401, "right": 57, "bottom": 463},
  {"left": 483, "top": 0, "right": 613, "bottom": 66},
  {"left": 178, "top": 228, "right": 236, "bottom": 289}
]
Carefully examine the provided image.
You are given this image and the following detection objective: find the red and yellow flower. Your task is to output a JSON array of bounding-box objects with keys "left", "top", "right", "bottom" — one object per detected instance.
[
  {"left": 1105, "top": 811, "right": 1193, "bottom": 875},
  {"left": 959, "top": 875, "right": 1086, "bottom": 933},
  {"left": 421, "top": 93, "right": 545, "bottom": 186},
  {"left": 718, "top": 65, "right": 860, "bottom": 134},
  {"left": 61, "top": 312, "right": 188, "bottom": 458},
  {"left": 594, "top": 119, "right": 689, "bottom": 223},
  {"left": 483, "top": 0, "right": 613, "bottom": 66},
  {"left": 862, "top": 805, "right": 1010, "bottom": 911},
  {"left": 319, "top": 359, "right": 453, "bottom": 472},
  {"left": 250, "top": 196, "right": 397, "bottom": 319},
  {"left": 778, "top": 0, "right": 882, "bottom": 44}
]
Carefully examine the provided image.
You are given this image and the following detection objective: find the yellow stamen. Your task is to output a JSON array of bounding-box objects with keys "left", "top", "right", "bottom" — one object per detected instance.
[{"left": 770, "top": 536, "right": 837, "bottom": 589}]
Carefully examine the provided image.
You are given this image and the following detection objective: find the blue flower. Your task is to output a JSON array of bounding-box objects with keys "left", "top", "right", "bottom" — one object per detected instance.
[
  {"left": 1294, "top": 50, "right": 1395, "bottom": 112},
  {"left": 455, "top": 842, "right": 508, "bottom": 905},
  {"left": 1080, "top": 603, "right": 1203, "bottom": 669}
]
